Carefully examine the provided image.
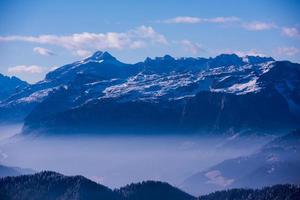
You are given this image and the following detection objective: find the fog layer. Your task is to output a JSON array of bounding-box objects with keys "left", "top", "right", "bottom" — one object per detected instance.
[{"left": 0, "top": 124, "right": 272, "bottom": 189}]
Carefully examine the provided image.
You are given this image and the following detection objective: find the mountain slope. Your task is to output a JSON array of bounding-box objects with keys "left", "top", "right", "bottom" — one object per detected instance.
[
  {"left": 23, "top": 60, "right": 300, "bottom": 134},
  {"left": 181, "top": 130, "right": 300, "bottom": 195}
]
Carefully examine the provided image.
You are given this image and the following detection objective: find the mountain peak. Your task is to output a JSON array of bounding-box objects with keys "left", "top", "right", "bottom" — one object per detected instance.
[
  {"left": 244, "top": 55, "right": 275, "bottom": 64},
  {"left": 214, "top": 53, "right": 241, "bottom": 60},
  {"left": 210, "top": 53, "right": 244, "bottom": 67},
  {"left": 162, "top": 54, "right": 175, "bottom": 60},
  {"left": 87, "top": 51, "right": 116, "bottom": 61},
  {"left": 144, "top": 55, "right": 175, "bottom": 63}
]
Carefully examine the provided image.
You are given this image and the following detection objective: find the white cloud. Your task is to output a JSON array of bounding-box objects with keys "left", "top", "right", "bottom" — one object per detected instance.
[
  {"left": 275, "top": 47, "right": 299, "bottom": 56},
  {"left": 162, "top": 16, "right": 282, "bottom": 34},
  {"left": 33, "top": 47, "right": 54, "bottom": 56},
  {"left": 73, "top": 49, "right": 92, "bottom": 57},
  {"left": 163, "top": 16, "right": 201, "bottom": 24},
  {"left": 162, "top": 16, "right": 240, "bottom": 24},
  {"left": 242, "top": 22, "right": 277, "bottom": 31},
  {"left": 177, "top": 40, "right": 203, "bottom": 55},
  {"left": 205, "top": 17, "right": 240, "bottom": 23},
  {"left": 282, "top": 27, "right": 300, "bottom": 38},
  {"left": 129, "top": 40, "right": 146, "bottom": 49},
  {"left": 8, "top": 65, "right": 46, "bottom": 74},
  {"left": 131, "top": 26, "right": 168, "bottom": 44},
  {"left": 0, "top": 26, "right": 168, "bottom": 56}
]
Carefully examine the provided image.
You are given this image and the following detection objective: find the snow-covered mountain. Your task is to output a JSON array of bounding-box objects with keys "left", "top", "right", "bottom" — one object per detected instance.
[
  {"left": 0, "top": 74, "right": 28, "bottom": 102},
  {"left": 181, "top": 130, "right": 300, "bottom": 195},
  {"left": 0, "top": 51, "right": 299, "bottom": 133}
]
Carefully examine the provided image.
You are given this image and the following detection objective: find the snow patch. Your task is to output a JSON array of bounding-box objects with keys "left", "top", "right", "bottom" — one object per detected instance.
[
  {"left": 212, "top": 78, "right": 260, "bottom": 95},
  {"left": 16, "top": 88, "right": 55, "bottom": 103},
  {"left": 205, "top": 170, "right": 234, "bottom": 187}
]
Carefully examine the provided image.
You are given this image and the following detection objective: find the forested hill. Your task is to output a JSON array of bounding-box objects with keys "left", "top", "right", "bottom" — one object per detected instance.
[
  {"left": 199, "top": 184, "right": 300, "bottom": 200},
  {"left": 0, "top": 171, "right": 299, "bottom": 200},
  {"left": 0, "top": 171, "right": 195, "bottom": 200}
]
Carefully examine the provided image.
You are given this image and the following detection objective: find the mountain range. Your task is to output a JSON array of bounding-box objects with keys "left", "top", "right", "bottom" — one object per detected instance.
[{"left": 0, "top": 51, "right": 299, "bottom": 134}]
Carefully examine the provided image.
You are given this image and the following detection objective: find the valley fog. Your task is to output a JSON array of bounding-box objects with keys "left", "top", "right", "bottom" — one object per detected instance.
[{"left": 0, "top": 124, "right": 272, "bottom": 189}]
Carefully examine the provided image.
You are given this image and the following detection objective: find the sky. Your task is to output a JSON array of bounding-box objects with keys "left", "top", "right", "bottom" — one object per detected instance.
[{"left": 0, "top": 0, "right": 300, "bottom": 83}]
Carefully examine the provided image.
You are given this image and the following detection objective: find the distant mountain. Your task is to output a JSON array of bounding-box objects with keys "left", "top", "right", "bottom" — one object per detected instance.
[
  {"left": 0, "top": 171, "right": 195, "bottom": 200},
  {"left": 0, "top": 74, "right": 28, "bottom": 102},
  {"left": 181, "top": 130, "right": 300, "bottom": 195},
  {"left": 199, "top": 184, "right": 300, "bottom": 200},
  {"left": 0, "top": 164, "right": 35, "bottom": 178},
  {"left": 0, "top": 51, "right": 299, "bottom": 133}
]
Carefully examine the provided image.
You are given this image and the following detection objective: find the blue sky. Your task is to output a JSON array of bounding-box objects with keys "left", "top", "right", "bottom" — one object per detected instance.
[{"left": 0, "top": 0, "right": 300, "bottom": 83}]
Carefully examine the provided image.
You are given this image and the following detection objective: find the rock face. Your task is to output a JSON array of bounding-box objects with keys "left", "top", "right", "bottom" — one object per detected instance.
[
  {"left": 0, "top": 51, "right": 299, "bottom": 134},
  {"left": 181, "top": 130, "right": 300, "bottom": 195}
]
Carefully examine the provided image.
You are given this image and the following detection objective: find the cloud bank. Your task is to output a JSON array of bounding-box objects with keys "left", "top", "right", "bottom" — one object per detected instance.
[
  {"left": 161, "top": 16, "right": 300, "bottom": 40},
  {"left": 162, "top": 16, "right": 240, "bottom": 24},
  {"left": 282, "top": 27, "right": 300, "bottom": 38},
  {"left": 8, "top": 65, "right": 46, "bottom": 74},
  {"left": 176, "top": 40, "right": 203, "bottom": 55},
  {"left": 0, "top": 26, "right": 168, "bottom": 56},
  {"left": 242, "top": 22, "right": 277, "bottom": 31}
]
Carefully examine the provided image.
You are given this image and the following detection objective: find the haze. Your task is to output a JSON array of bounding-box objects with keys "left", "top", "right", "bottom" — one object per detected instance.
[{"left": 0, "top": 124, "right": 272, "bottom": 189}]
